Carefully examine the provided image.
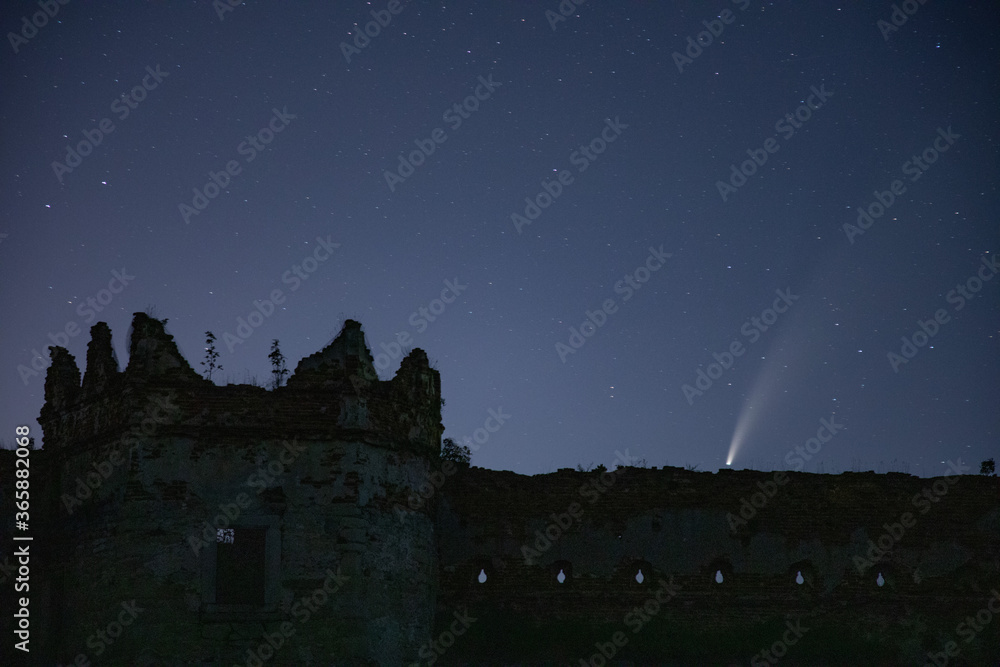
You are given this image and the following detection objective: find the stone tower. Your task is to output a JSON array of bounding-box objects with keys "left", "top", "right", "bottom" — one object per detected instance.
[{"left": 33, "top": 313, "right": 442, "bottom": 665}]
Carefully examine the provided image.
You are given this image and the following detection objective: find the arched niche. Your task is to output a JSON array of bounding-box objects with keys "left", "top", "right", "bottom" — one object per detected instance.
[
  {"left": 847, "top": 561, "right": 899, "bottom": 591},
  {"left": 627, "top": 558, "right": 654, "bottom": 586},
  {"left": 706, "top": 557, "right": 734, "bottom": 587},
  {"left": 550, "top": 560, "right": 573, "bottom": 586},
  {"left": 471, "top": 557, "right": 495, "bottom": 586},
  {"left": 787, "top": 560, "right": 821, "bottom": 599}
]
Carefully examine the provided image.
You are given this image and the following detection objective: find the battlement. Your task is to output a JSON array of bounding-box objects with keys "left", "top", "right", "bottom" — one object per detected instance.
[
  {"left": 13, "top": 313, "right": 446, "bottom": 664},
  {"left": 37, "top": 313, "right": 443, "bottom": 456}
]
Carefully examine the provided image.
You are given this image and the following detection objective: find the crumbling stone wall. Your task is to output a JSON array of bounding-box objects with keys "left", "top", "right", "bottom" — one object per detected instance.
[
  {"left": 21, "top": 315, "right": 443, "bottom": 666},
  {"left": 433, "top": 464, "right": 1000, "bottom": 665}
]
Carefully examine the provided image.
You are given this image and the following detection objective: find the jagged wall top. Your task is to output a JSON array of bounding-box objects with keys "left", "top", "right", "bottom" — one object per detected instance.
[
  {"left": 40, "top": 313, "right": 204, "bottom": 428},
  {"left": 286, "top": 319, "right": 379, "bottom": 389},
  {"left": 125, "top": 313, "right": 201, "bottom": 382},
  {"left": 39, "top": 313, "right": 444, "bottom": 453},
  {"left": 81, "top": 322, "right": 120, "bottom": 394},
  {"left": 41, "top": 346, "right": 80, "bottom": 422}
]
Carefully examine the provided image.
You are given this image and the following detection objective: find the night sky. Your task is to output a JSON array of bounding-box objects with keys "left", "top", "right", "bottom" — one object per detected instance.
[{"left": 2, "top": 0, "right": 997, "bottom": 477}]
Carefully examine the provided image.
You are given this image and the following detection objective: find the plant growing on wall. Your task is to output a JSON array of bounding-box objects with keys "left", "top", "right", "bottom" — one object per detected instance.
[
  {"left": 269, "top": 339, "right": 288, "bottom": 389},
  {"left": 441, "top": 437, "right": 471, "bottom": 466},
  {"left": 201, "top": 331, "right": 223, "bottom": 381}
]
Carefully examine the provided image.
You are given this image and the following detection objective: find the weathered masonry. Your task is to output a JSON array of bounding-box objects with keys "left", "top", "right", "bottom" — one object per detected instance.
[{"left": 0, "top": 312, "right": 997, "bottom": 665}]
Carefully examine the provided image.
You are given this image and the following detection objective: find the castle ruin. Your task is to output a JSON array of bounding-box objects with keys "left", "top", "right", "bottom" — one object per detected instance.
[{"left": 1, "top": 313, "right": 998, "bottom": 665}]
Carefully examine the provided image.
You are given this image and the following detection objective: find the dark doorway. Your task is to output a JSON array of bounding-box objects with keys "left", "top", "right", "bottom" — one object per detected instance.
[{"left": 216, "top": 527, "right": 267, "bottom": 605}]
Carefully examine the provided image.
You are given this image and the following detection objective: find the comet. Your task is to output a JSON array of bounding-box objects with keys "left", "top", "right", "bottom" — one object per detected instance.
[
  {"left": 726, "top": 329, "right": 809, "bottom": 467},
  {"left": 726, "top": 362, "right": 781, "bottom": 466}
]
